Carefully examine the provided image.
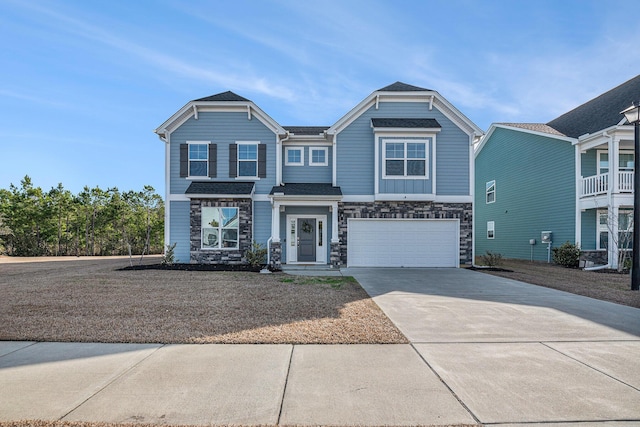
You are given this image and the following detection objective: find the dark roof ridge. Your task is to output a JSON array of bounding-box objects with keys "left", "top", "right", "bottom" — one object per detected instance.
[
  {"left": 377, "top": 82, "right": 432, "bottom": 92},
  {"left": 194, "top": 91, "right": 251, "bottom": 102}
]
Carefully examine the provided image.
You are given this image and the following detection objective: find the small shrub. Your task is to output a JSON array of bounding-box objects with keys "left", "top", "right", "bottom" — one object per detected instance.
[
  {"left": 245, "top": 241, "right": 268, "bottom": 269},
  {"left": 161, "top": 243, "right": 177, "bottom": 265},
  {"left": 552, "top": 241, "right": 580, "bottom": 268},
  {"left": 480, "top": 250, "right": 503, "bottom": 267}
]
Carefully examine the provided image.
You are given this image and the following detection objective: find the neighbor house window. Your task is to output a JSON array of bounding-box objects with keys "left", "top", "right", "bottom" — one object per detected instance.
[
  {"left": 285, "top": 147, "right": 304, "bottom": 166},
  {"left": 487, "top": 221, "right": 495, "bottom": 239},
  {"left": 189, "top": 143, "right": 208, "bottom": 177},
  {"left": 598, "top": 150, "right": 634, "bottom": 174},
  {"left": 201, "top": 207, "right": 239, "bottom": 249},
  {"left": 598, "top": 209, "right": 633, "bottom": 250},
  {"left": 238, "top": 143, "right": 258, "bottom": 177},
  {"left": 383, "top": 140, "right": 428, "bottom": 177},
  {"left": 486, "top": 180, "right": 496, "bottom": 204},
  {"left": 310, "top": 147, "right": 328, "bottom": 166}
]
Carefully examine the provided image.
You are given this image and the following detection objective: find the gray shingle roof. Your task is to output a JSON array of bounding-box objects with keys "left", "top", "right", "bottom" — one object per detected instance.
[
  {"left": 269, "top": 183, "right": 342, "bottom": 196},
  {"left": 185, "top": 182, "right": 255, "bottom": 195},
  {"left": 194, "top": 91, "right": 251, "bottom": 102},
  {"left": 547, "top": 74, "right": 640, "bottom": 138},
  {"left": 371, "top": 118, "right": 441, "bottom": 129},
  {"left": 283, "top": 126, "right": 330, "bottom": 135},
  {"left": 377, "top": 82, "right": 432, "bottom": 92},
  {"left": 497, "top": 123, "right": 566, "bottom": 136}
]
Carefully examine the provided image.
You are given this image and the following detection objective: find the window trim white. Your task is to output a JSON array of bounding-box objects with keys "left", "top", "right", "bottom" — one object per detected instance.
[
  {"left": 597, "top": 208, "right": 633, "bottom": 250},
  {"left": 487, "top": 220, "right": 495, "bottom": 239},
  {"left": 285, "top": 147, "right": 304, "bottom": 166},
  {"left": 486, "top": 180, "right": 496, "bottom": 204},
  {"left": 309, "top": 147, "right": 329, "bottom": 166},
  {"left": 382, "top": 139, "right": 429, "bottom": 179},
  {"left": 187, "top": 141, "right": 210, "bottom": 178},
  {"left": 597, "top": 149, "right": 634, "bottom": 175},
  {"left": 201, "top": 206, "right": 239, "bottom": 250},
  {"left": 236, "top": 141, "right": 259, "bottom": 178}
]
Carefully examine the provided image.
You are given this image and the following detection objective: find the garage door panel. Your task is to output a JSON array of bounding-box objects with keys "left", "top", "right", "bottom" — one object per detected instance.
[{"left": 347, "top": 219, "right": 459, "bottom": 267}]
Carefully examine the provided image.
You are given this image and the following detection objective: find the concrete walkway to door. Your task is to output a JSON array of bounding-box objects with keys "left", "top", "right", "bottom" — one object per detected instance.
[{"left": 344, "top": 267, "right": 640, "bottom": 425}]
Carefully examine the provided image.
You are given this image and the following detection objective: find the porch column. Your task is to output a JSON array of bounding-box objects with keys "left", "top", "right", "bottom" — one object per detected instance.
[
  {"left": 575, "top": 145, "right": 582, "bottom": 246},
  {"left": 609, "top": 205, "right": 619, "bottom": 269},
  {"left": 609, "top": 135, "right": 619, "bottom": 195},
  {"left": 331, "top": 201, "right": 339, "bottom": 243},
  {"left": 271, "top": 201, "right": 281, "bottom": 243}
]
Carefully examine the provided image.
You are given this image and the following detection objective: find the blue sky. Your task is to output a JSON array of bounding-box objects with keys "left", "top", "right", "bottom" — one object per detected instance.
[{"left": 1, "top": 0, "right": 639, "bottom": 195}]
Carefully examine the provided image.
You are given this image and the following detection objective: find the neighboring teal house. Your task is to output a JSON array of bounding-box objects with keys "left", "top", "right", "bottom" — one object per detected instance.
[
  {"left": 155, "top": 82, "right": 483, "bottom": 268},
  {"left": 475, "top": 74, "right": 640, "bottom": 267}
]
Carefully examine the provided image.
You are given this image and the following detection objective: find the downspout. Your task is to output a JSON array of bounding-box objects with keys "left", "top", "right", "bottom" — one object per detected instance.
[{"left": 278, "top": 131, "right": 290, "bottom": 186}]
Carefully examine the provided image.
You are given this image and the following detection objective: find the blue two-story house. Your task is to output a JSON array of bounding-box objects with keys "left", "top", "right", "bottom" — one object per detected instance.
[{"left": 155, "top": 82, "right": 483, "bottom": 268}]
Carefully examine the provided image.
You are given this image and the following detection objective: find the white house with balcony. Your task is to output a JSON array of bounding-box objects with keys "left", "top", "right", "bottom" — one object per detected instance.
[{"left": 475, "top": 74, "right": 640, "bottom": 269}]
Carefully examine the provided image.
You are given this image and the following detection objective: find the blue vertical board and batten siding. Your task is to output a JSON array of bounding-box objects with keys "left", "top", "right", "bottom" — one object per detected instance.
[
  {"left": 169, "top": 201, "right": 191, "bottom": 262},
  {"left": 169, "top": 112, "right": 278, "bottom": 195},
  {"left": 475, "top": 127, "right": 575, "bottom": 261},
  {"left": 252, "top": 201, "right": 272, "bottom": 248},
  {"left": 282, "top": 146, "right": 333, "bottom": 183},
  {"left": 336, "top": 102, "right": 470, "bottom": 196}
]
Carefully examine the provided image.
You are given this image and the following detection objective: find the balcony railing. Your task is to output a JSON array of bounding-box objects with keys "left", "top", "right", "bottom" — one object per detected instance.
[{"left": 580, "top": 171, "right": 634, "bottom": 198}]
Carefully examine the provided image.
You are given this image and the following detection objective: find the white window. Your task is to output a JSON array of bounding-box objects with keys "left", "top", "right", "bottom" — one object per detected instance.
[
  {"left": 598, "top": 209, "right": 633, "bottom": 250},
  {"left": 486, "top": 180, "right": 496, "bottom": 204},
  {"left": 598, "top": 150, "right": 634, "bottom": 175},
  {"left": 202, "top": 207, "right": 239, "bottom": 249},
  {"left": 238, "top": 143, "right": 258, "bottom": 177},
  {"left": 487, "top": 221, "right": 495, "bottom": 239},
  {"left": 383, "top": 140, "right": 428, "bottom": 178},
  {"left": 310, "top": 147, "right": 328, "bottom": 166},
  {"left": 189, "top": 143, "right": 208, "bottom": 177},
  {"left": 285, "top": 147, "right": 304, "bottom": 166}
]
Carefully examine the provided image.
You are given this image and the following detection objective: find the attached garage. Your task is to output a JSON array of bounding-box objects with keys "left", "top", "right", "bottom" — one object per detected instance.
[{"left": 347, "top": 219, "right": 460, "bottom": 267}]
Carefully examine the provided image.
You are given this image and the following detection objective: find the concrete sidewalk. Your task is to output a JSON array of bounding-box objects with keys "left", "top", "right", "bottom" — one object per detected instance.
[{"left": 2, "top": 268, "right": 640, "bottom": 426}]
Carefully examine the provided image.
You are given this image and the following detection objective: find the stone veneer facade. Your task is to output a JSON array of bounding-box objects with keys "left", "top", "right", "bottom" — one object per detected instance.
[
  {"left": 190, "top": 198, "right": 253, "bottom": 264},
  {"left": 335, "top": 201, "right": 473, "bottom": 267}
]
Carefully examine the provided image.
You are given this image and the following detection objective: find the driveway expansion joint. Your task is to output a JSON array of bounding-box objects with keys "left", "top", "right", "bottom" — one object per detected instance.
[
  {"left": 276, "top": 344, "right": 295, "bottom": 425},
  {"left": 409, "top": 343, "right": 482, "bottom": 424}
]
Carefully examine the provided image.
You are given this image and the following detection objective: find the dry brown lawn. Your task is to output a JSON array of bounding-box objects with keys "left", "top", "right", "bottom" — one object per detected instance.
[
  {"left": 474, "top": 258, "right": 640, "bottom": 308},
  {"left": 0, "top": 256, "right": 407, "bottom": 344}
]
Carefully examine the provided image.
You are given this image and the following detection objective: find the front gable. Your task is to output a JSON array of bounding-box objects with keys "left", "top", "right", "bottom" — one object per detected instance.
[{"left": 330, "top": 84, "right": 482, "bottom": 199}]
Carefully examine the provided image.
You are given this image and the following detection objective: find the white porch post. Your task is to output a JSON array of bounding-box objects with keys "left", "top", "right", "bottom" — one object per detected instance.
[
  {"left": 609, "top": 205, "right": 619, "bottom": 269},
  {"left": 609, "top": 135, "right": 619, "bottom": 194},
  {"left": 575, "top": 144, "right": 582, "bottom": 246},
  {"left": 272, "top": 201, "right": 281, "bottom": 242},
  {"left": 331, "top": 201, "right": 339, "bottom": 243}
]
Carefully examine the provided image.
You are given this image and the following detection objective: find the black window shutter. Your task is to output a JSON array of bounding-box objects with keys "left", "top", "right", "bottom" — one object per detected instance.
[
  {"left": 258, "top": 144, "right": 267, "bottom": 178},
  {"left": 229, "top": 144, "right": 237, "bottom": 178},
  {"left": 179, "top": 144, "right": 188, "bottom": 177},
  {"left": 208, "top": 144, "right": 217, "bottom": 178}
]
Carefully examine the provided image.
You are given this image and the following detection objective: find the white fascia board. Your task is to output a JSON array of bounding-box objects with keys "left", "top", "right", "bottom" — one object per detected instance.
[
  {"left": 267, "top": 195, "right": 343, "bottom": 202},
  {"left": 575, "top": 124, "right": 633, "bottom": 147},
  {"left": 154, "top": 101, "right": 286, "bottom": 138},
  {"left": 431, "top": 96, "right": 483, "bottom": 137},
  {"left": 268, "top": 199, "right": 341, "bottom": 206},
  {"left": 476, "top": 124, "right": 575, "bottom": 157},
  {"left": 341, "top": 195, "right": 375, "bottom": 202}
]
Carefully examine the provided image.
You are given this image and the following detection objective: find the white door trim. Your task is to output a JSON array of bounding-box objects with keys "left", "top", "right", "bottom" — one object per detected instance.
[{"left": 286, "top": 214, "right": 328, "bottom": 264}]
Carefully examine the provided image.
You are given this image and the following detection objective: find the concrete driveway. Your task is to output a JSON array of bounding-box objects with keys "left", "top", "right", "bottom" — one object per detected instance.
[{"left": 346, "top": 267, "right": 640, "bottom": 425}]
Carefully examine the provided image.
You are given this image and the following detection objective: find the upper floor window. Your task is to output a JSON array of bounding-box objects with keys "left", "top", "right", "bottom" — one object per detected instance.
[
  {"left": 486, "top": 180, "right": 496, "bottom": 204},
  {"left": 180, "top": 142, "right": 216, "bottom": 178},
  {"left": 310, "top": 147, "right": 328, "bottom": 166},
  {"left": 383, "top": 140, "right": 428, "bottom": 178},
  {"left": 202, "top": 207, "right": 239, "bottom": 250},
  {"left": 238, "top": 143, "right": 258, "bottom": 177},
  {"left": 598, "top": 151, "right": 634, "bottom": 175},
  {"left": 285, "top": 147, "right": 304, "bottom": 166},
  {"left": 229, "top": 142, "right": 266, "bottom": 179},
  {"left": 189, "top": 144, "right": 208, "bottom": 176}
]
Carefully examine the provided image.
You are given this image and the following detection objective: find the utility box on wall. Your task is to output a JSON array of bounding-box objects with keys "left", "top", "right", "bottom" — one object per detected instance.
[{"left": 541, "top": 231, "right": 552, "bottom": 243}]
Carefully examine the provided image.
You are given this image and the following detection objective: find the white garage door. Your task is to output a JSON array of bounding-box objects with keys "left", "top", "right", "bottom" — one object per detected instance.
[{"left": 347, "top": 219, "right": 459, "bottom": 267}]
